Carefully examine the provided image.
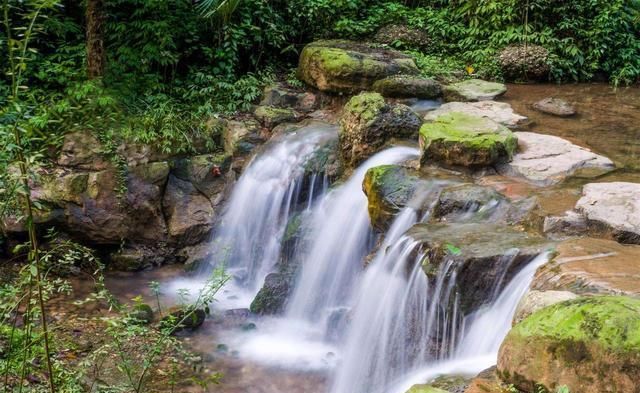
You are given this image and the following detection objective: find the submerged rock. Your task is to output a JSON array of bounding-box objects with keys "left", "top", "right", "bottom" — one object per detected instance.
[
  {"left": 443, "top": 80, "right": 507, "bottom": 102},
  {"left": 425, "top": 101, "right": 526, "bottom": 128},
  {"left": 407, "top": 222, "right": 551, "bottom": 312},
  {"left": 576, "top": 182, "right": 640, "bottom": 244},
  {"left": 532, "top": 237, "right": 640, "bottom": 296},
  {"left": 419, "top": 112, "right": 518, "bottom": 168},
  {"left": 497, "top": 296, "right": 640, "bottom": 393},
  {"left": 340, "top": 92, "right": 422, "bottom": 166},
  {"left": 533, "top": 97, "right": 576, "bottom": 117},
  {"left": 298, "top": 40, "right": 419, "bottom": 93},
  {"left": 373, "top": 75, "right": 442, "bottom": 99},
  {"left": 497, "top": 132, "right": 615, "bottom": 186},
  {"left": 498, "top": 45, "right": 550, "bottom": 82}
]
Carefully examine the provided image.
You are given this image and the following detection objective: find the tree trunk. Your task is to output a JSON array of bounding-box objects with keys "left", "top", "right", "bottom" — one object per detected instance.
[{"left": 86, "top": 0, "right": 105, "bottom": 79}]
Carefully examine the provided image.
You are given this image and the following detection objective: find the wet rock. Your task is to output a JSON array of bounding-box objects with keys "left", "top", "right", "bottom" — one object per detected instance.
[
  {"left": 163, "top": 306, "right": 207, "bottom": 333},
  {"left": 298, "top": 40, "right": 419, "bottom": 94},
  {"left": 109, "top": 244, "right": 175, "bottom": 271},
  {"left": 253, "top": 105, "right": 301, "bottom": 129},
  {"left": 575, "top": 182, "right": 640, "bottom": 244},
  {"left": 497, "top": 296, "right": 640, "bottom": 393},
  {"left": 407, "top": 222, "right": 551, "bottom": 312},
  {"left": 223, "top": 119, "right": 264, "bottom": 157},
  {"left": 129, "top": 303, "right": 154, "bottom": 324},
  {"left": 425, "top": 101, "right": 526, "bottom": 128},
  {"left": 340, "top": 92, "right": 422, "bottom": 167},
  {"left": 533, "top": 97, "right": 576, "bottom": 117},
  {"left": 214, "top": 308, "right": 251, "bottom": 329},
  {"left": 532, "top": 237, "right": 640, "bottom": 296},
  {"left": 498, "top": 45, "right": 550, "bottom": 82},
  {"left": 497, "top": 132, "right": 615, "bottom": 186},
  {"left": 513, "top": 290, "right": 578, "bottom": 325},
  {"left": 463, "top": 367, "right": 502, "bottom": 393},
  {"left": 363, "top": 165, "right": 440, "bottom": 230},
  {"left": 260, "top": 84, "right": 320, "bottom": 112},
  {"left": 162, "top": 175, "right": 214, "bottom": 246},
  {"left": 57, "top": 131, "right": 109, "bottom": 170},
  {"left": 171, "top": 154, "right": 231, "bottom": 204},
  {"left": 176, "top": 243, "right": 214, "bottom": 271},
  {"left": 250, "top": 272, "right": 292, "bottom": 315},
  {"left": 372, "top": 76, "right": 442, "bottom": 99},
  {"left": 373, "top": 24, "right": 430, "bottom": 51},
  {"left": 419, "top": 112, "right": 518, "bottom": 168},
  {"left": 443, "top": 80, "right": 507, "bottom": 102}
]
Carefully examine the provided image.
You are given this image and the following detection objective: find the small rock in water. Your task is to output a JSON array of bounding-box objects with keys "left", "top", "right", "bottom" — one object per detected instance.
[
  {"left": 533, "top": 97, "right": 576, "bottom": 117},
  {"left": 241, "top": 322, "right": 257, "bottom": 331},
  {"left": 443, "top": 79, "right": 507, "bottom": 102},
  {"left": 216, "top": 344, "right": 229, "bottom": 353}
]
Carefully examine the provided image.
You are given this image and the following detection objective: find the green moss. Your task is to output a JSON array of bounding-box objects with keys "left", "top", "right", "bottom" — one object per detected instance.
[
  {"left": 513, "top": 296, "right": 640, "bottom": 353},
  {"left": 343, "top": 92, "right": 386, "bottom": 124},
  {"left": 419, "top": 112, "right": 518, "bottom": 166},
  {"left": 406, "top": 384, "right": 449, "bottom": 393}
]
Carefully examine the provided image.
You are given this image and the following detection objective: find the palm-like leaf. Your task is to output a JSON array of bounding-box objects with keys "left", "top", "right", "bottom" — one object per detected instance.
[{"left": 196, "top": 0, "right": 242, "bottom": 21}]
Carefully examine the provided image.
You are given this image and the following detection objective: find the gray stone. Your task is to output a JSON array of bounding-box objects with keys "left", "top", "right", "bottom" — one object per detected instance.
[
  {"left": 498, "top": 132, "right": 615, "bottom": 186},
  {"left": 443, "top": 79, "right": 507, "bottom": 102},
  {"left": 162, "top": 175, "right": 215, "bottom": 246},
  {"left": 533, "top": 97, "right": 576, "bottom": 117},
  {"left": 425, "top": 101, "right": 526, "bottom": 128},
  {"left": 57, "top": 132, "right": 109, "bottom": 170}
]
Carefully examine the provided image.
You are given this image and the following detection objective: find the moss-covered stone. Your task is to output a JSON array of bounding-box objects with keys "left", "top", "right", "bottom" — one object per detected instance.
[
  {"left": 498, "top": 296, "right": 640, "bottom": 393},
  {"left": 363, "top": 165, "right": 431, "bottom": 230},
  {"left": 38, "top": 172, "right": 89, "bottom": 205},
  {"left": 443, "top": 79, "right": 507, "bottom": 102},
  {"left": 298, "top": 40, "right": 419, "bottom": 93},
  {"left": 419, "top": 112, "right": 518, "bottom": 168},
  {"left": 372, "top": 75, "right": 442, "bottom": 99},
  {"left": 340, "top": 92, "right": 422, "bottom": 166},
  {"left": 253, "top": 105, "right": 300, "bottom": 129},
  {"left": 406, "top": 385, "right": 449, "bottom": 393}
]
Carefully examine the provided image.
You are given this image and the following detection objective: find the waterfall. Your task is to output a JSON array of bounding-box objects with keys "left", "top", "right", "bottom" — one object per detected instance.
[
  {"left": 195, "top": 123, "right": 337, "bottom": 307},
  {"left": 285, "top": 146, "right": 420, "bottom": 324}
]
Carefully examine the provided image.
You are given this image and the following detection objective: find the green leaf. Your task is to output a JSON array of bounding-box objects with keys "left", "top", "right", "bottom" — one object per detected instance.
[{"left": 445, "top": 243, "right": 462, "bottom": 256}]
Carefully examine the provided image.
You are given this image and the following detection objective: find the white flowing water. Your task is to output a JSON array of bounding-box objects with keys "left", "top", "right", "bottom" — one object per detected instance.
[
  {"left": 286, "top": 146, "right": 420, "bottom": 323},
  {"left": 390, "top": 252, "right": 551, "bottom": 393},
  {"left": 195, "top": 123, "right": 337, "bottom": 308}
]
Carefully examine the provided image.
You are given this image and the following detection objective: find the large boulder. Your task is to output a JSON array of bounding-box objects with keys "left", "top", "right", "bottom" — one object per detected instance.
[
  {"left": 499, "top": 44, "right": 550, "bottom": 82},
  {"left": 339, "top": 92, "right": 422, "bottom": 167},
  {"left": 513, "top": 290, "right": 579, "bottom": 325},
  {"left": 298, "top": 40, "right": 419, "bottom": 94},
  {"left": 532, "top": 237, "right": 640, "bottom": 296},
  {"left": 162, "top": 175, "right": 215, "bottom": 246},
  {"left": 497, "top": 296, "right": 640, "bottom": 393},
  {"left": 575, "top": 182, "right": 640, "bottom": 244},
  {"left": 57, "top": 131, "right": 109, "bottom": 170},
  {"left": 424, "top": 101, "right": 526, "bottom": 128},
  {"left": 407, "top": 222, "right": 551, "bottom": 312},
  {"left": 363, "top": 165, "right": 441, "bottom": 230},
  {"left": 497, "top": 132, "right": 615, "bottom": 186},
  {"left": 419, "top": 112, "right": 518, "bottom": 168},
  {"left": 372, "top": 76, "right": 442, "bottom": 99},
  {"left": 373, "top": 24, "right": 430, "bottom": 51},
  {"left": 253, "top": 105, "right": 301, "bottom": 129},
  {"left": 443, "top": 80, "right": 507, "bottom": 102}
]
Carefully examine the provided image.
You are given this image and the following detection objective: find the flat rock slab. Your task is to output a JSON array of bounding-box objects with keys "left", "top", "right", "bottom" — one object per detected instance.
[
  {"left": 532, "top": 237, "right": 640, "bottom": 296},
  {"left": 443, "top": 79, "right": 507, "bottom": 102},
  {"left": 425, "top": 101, "right": 526, "bottom": 128},
  {"left": 372, "top": 75, "right": 442, "bottom": 99},
  {"left": 497, "top": 132, "right": 615, "bottom": 186},
  {"left": 533, "top": 97, "right": 576, "bottom": 117},
  {"left": 576, "top": 182, "right": 640, "bottom": 243}
]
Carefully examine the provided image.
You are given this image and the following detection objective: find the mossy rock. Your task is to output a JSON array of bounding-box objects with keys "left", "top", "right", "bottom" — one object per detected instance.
[
  {"left": 406, "top": 385, "right": 449, "bottom": 393},
  {"left": 372, "top": 75, "right": 442, "bottom": 99},
  {"left": 129, "top": 303, "right": 154, "bottom": 324},
  {"left": 497, "top": 296, "right": 640, "bottom": 393},
  {"left": 298, "top": 40, "right": 419, "bottom": 94},
  {"left": 419, "top": 112, "right": 517, "bottom": 168},
  {"left": 253, "top": 105, "right": 301, "bottom": 129},
  {"left": 443, "top": 79, "right": 507, "bottom": 102},
  {"left": 250, "top": 272, "right": 292, "bottom": 315},
  {"left": 340, "top": 92, "right": 422, "bottom": 167},
  {"left": 363, "top": 165, "right": 432, "bottom": 230}
]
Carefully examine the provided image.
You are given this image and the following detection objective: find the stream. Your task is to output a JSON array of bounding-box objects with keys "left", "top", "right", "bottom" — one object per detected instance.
[{"left": 98, "top": 83, "right": 639, "bottom": 393}]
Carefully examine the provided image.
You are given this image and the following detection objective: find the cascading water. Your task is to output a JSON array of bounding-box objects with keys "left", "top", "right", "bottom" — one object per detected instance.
[
  {"left": 193, "top": 122, "right": 337, "bottom": 307},
  {"left": 286, "top": 146, "right": 420, "bottom": 324}
]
